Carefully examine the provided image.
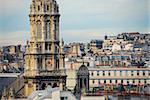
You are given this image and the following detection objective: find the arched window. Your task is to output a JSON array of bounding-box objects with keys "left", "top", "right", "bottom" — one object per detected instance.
[
  {"left": 37, "top": 21, "right": 42, "bottom": 39},
  {"left": 45, "top": 22, "right": 50, "bottom": 39}
]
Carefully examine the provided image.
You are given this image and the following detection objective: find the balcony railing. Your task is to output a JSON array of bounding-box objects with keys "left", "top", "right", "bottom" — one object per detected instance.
[
  {"left": 24, "top": 69, "right": 66, "bottom": 77},
  {"left": 39, "top": 70, "right": 66, "bottom": 76}
]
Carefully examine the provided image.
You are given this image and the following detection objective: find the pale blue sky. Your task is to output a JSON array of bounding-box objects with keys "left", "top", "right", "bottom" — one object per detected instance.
[{"left": 0, "top": 0, "right": 149, "bottom": 46}]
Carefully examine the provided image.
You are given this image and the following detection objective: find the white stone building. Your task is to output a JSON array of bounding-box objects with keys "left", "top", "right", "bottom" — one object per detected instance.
[
  {"left": 28, "top": 86, "right": 76, "bottom": 100},
  {"left": 66, "top": 66, "right": 150, "bottom": 91},
  {"left": 89, "top": 67, "right": 150, "bottom": 87}
]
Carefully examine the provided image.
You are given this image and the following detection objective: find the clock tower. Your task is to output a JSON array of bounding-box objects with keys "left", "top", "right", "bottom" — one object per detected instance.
[{"left": 24, "top": 0, "right": 66, "bottom": 97}]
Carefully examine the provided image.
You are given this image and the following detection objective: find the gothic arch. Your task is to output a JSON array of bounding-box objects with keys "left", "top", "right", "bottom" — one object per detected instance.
[
  {"left": 45, "top": 21, "right": 50, "bottom": 39},
  {"left": 36, "top": 20, "right": 42, "bottom": 39}
]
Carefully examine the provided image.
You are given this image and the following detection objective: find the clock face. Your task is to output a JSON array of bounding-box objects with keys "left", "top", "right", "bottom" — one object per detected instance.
[{"left": 46, "top": 59, "right": 52, "bottom": 66}]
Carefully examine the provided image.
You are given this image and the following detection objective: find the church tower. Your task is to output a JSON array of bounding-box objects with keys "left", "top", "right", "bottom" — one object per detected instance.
[{"left": 24, "top": 0, "right": 66, "bottom": 97}]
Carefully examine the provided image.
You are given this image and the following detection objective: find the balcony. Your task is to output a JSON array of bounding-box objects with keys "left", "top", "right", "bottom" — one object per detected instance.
[
  {"left": 24, "top": 69, "right": 66, "bottom": 77},
  {"left": 39, "top": 70, "right": 66, "bottom": 76}
]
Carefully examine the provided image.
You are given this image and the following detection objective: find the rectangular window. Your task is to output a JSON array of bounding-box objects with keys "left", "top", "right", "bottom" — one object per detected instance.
[
  {"left": 103, "top": 71, "right": 105, "bottom": 76},
  {"left": 93, "top": 80, "right": 95, "bottom": 84},
  {"left": 91, "top": 72, "right": 94, "bottom": 76},
  {"left": 104, "top": 80, "right": 106, "bottom": 84},
  {"left": 143, "top": 71, "right": 145, "bottom": 76},
  {"left": 121, "top": 80, "right": 123, "bottom": 84},
  {"left": 97, "top": 71, "right": 99, "bottom": 76},
  {"left": 108, "top": 71, "right": 111, "bottom": 76},
  {"left": 98, "top": 80, "right": 101, "bottom": 84},
  {"left": 127, "top": 79, "right": 129, "bottom": 84},
  {"left": 133, "top": 80, "right": 135, "bottom": 83},
  {"left": 45, "top": 43, "right": 48, "bottom": 50},
  {"left": 115, "top": 80, "right": 117, "bottom": 84},
  {"left": 131, "top": 71, "right": 134, "bottom": 76},
  {"left": 110, "top": 80, "right": 112, "bottom": 83},
  {"left": 49, "top": 44, "right": 51, "bottom": 51},
  {"left": 137, "top": 70, "right": 139, "bottom": 76},
  {"left": 139, "top": 80, "right": 141, "bottom": 84},
  {"left": 144, "top": 79, "right": 147, "bottom": 84}
]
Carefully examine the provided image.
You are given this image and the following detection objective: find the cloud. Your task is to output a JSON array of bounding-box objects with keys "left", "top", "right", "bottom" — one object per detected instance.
[
  {"left": 0, "top": 31, "right": 29, "bottom": 46},
  {"left": 0, "top": 0, "right": 149, "bottom": 46},
  {"left": 58, "top": 0, "right": 148, "bottom": 17},
  {"left": 58, "top": 0, "right": 149, "bottom": 31},
  {"left": 0, "top": 0, "right": 30, "bottom": 16}
]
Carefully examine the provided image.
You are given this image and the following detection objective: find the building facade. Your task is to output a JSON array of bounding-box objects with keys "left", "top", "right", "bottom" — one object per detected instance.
[
  {"left": 89, "top": 67, "right": 150, "bottom": 87},
  {"left": 66, "top": 66, "right": 150, "bottom": 92},
  {"left": 24, "top": 0, "right": 66, "bottom": 97}
]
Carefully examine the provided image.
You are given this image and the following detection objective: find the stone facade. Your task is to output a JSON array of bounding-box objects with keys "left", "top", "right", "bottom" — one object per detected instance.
[{"left": 24, "top": 0, "right": 66, "bottom": 97}]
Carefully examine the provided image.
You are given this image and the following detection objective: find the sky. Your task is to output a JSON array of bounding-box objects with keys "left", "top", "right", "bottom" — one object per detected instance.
[{"left": 0, "top": 0, "right": 149, "bottom": 46}]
